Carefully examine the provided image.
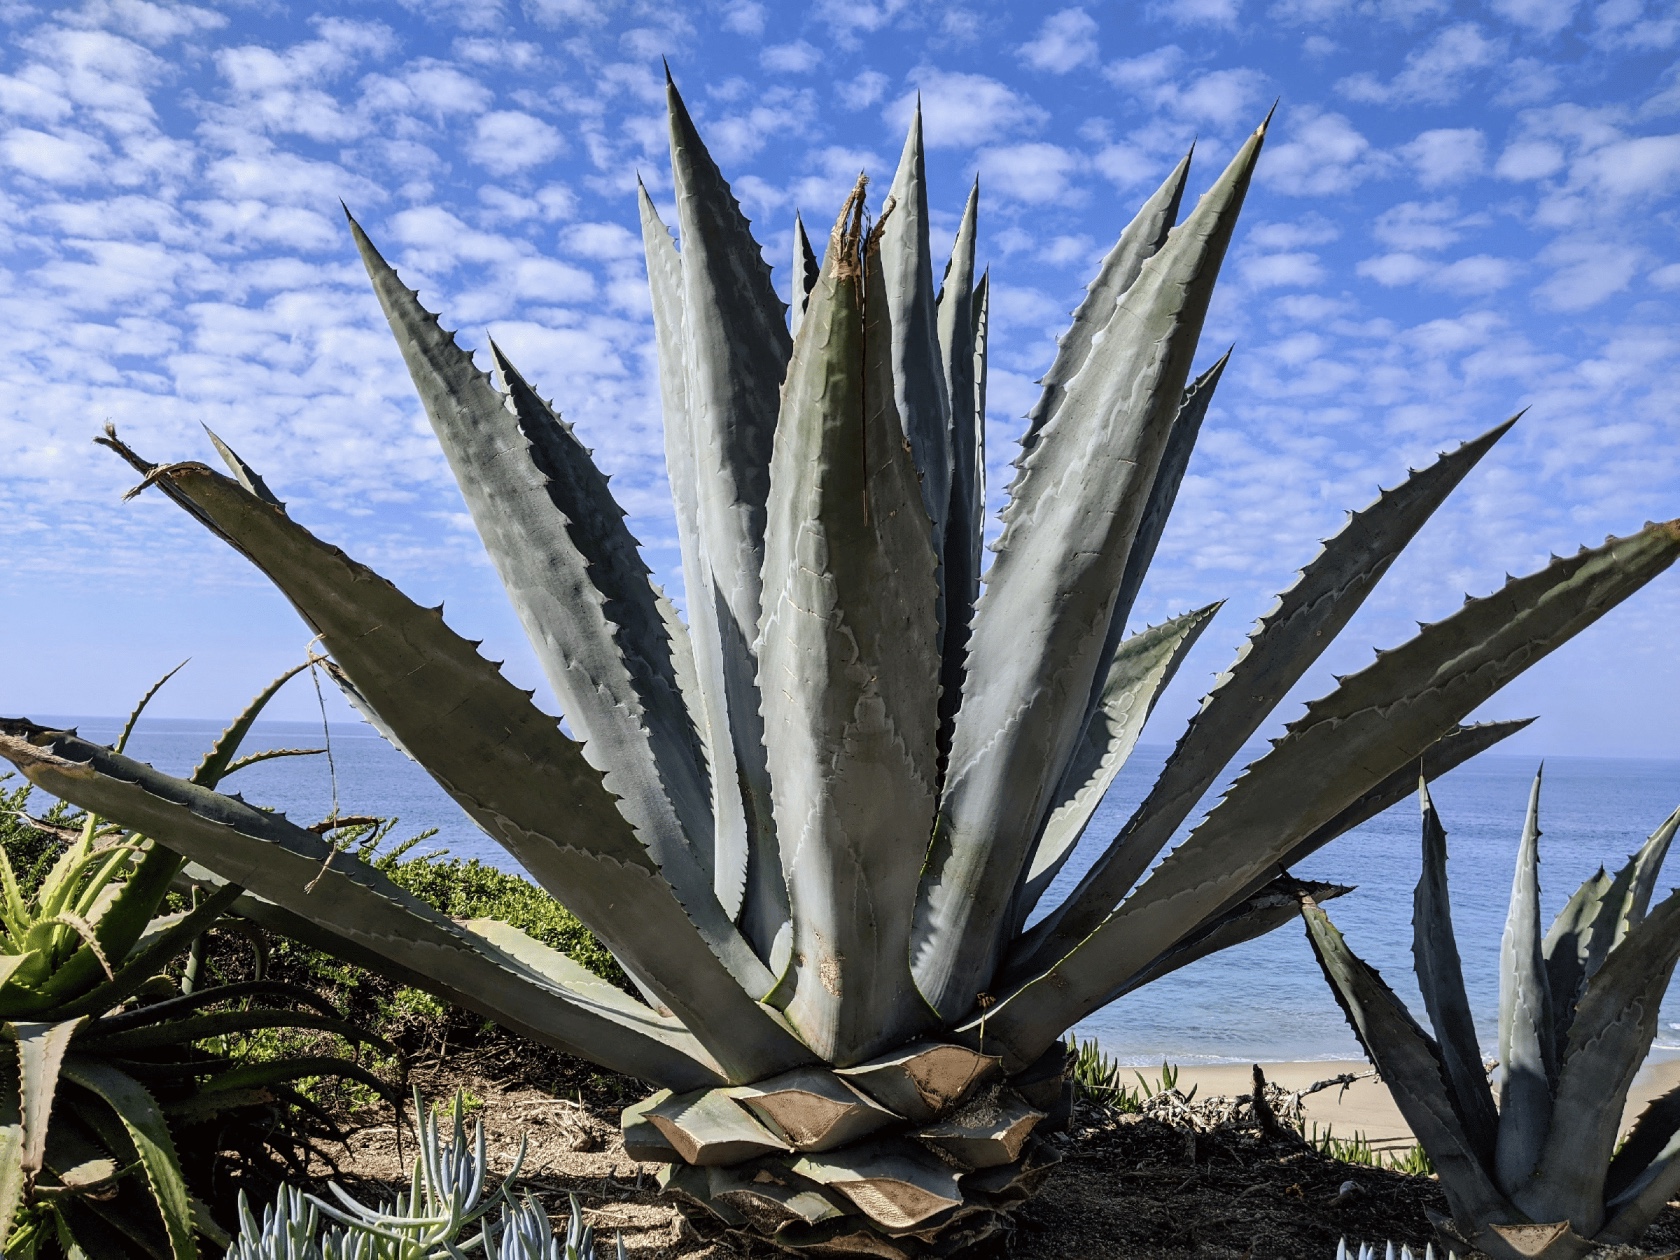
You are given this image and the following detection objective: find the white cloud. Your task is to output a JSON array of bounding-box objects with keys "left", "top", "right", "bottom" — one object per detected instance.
[
  {"left": 1432, "top": 254, "right": 1519, "bottom": 294},
  {"left": 1371, "top": 200, "right": 1461, "bottom": 251},
  {"left": 1359, "top": 252, "right": 1434, "bottom": 285},
  {"left": 720, "top": 1, "right": 766, "bottom": 35},
  {"left": 1534, "top": 239, "right": 1643, "bottom": 310},
  {"left": 1570, "top": 133, "right": 1680, "bottom": 199},
  {"left": 525, "top": 0, "right": 610, "bottom": 26},
  {"left": 1491, "top": 0, "right": 1578, "bottom": 34},
  {"left": 1019, "top": 9, "right": 1100, "bottom": 73},
  {"left": 1, "top": 126, "right": 108, "bottom": 183},
  {"left": 1496, "top": 138, "right": 1567, "bottom": 180},
  {"left": 978, "top": 142, "right": 1080, "bottom": 203},
  {"left": 1101, "top": 47, "right": 1266, "bottom": 128},
  {"left": 1239, "top": 251, "right": 1326, "bottom": 288},
  {"left": 1156, "top": 0, "right": 1241, "bottom": 26},
  {"left": 890, "top": 70, "right": 1048, "bottom": 149},
  {"left": 1093, "top": 142, "right": 1163, "bottom": 189},
  {"left": 1104, "top": 46, "right": 1182, "bottom": 91},
  {"left": 1400, "top": 128, "right": 1485, "bottom": 187},
  {"left": 1259, "top": 108, "right": 1390, "bottom": 195},
  {"left": 471, "top": 111, "right": 563, "bottom": 175},
  {"left": 838, "top": 69, "right": 888, "bottom": 110},
  {"left": 1337, "top": 23, "right": 1502, "bottom": 105},
  {"left": 761, "top": 41, "right": 822, "bottom": 74}
]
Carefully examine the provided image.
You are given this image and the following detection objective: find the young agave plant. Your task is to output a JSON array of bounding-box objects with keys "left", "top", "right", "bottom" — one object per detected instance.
[
  {"left": 3, "top": 73, "right": 1679, "bottom": 1255},
  {"left": 1300, "top": 777, "right": 1680, "bottom": 1260}
]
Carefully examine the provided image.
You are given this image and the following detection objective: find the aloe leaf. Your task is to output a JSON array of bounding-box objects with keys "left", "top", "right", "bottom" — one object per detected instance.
[
  {"left": 188, "top": 1056, "right": 399, "bottom": 1105},
  {"left": 1413, "top": 783, "right": 1498, "bottom": 1166},
  {"left": 0, "top": 1123, "right": 22, "bottom": 1249},
  {"left": 1293, "top": 896, "right": 1513, "bottom": 1232},
  {"left": 111, "top": 456, "right": 811, "bottom": 1081},
  {"left": 348, "top": 216, "right": 716, "bottom": 915},
  {"left": 665, "top": 75, "right": 788, "bottom": 952},
  {"left": 0, "top": 724, "right": 734, "bottom": 1091},
  {"left": 1112, "top": 876, "right": 1351, "bottom": 995},
  {"left": 200, "top": 425, "right": 282, "bottom": 508},
  {"left": 1013, "top": 147, "right": 1192, "bottom": 469},
  {"left": 879, "top": 100, "right": 954, "bottom": 559},
  {"left": 1604, "top": 1079, "right": 1680, "bottom": 1217},
  {"left": 756, "top": 182, "right": 943, "bottom": 1064},
  {"left": 790, "top": 210, "right": 819, "bottom": 339},
  {"left": 638, "top": 181, "right": 744, "bottom": 920},
  {"left": 1530, "top": 885, "right": 1680, "bottom": 1234},
  {"left": 976, "top": 519, "right": 1680, "bottom": 1070},
  {"left": 1014, "top": 604, "right": 1219, "bottom": 928},
  {"left": 936, "top": 181, "right": 982, "bottom": 760},
  {"left": 8, "top": 1018, "right": 82, "bottom": 1175},
  {"left": 914, "top": 118, "right": 1268, "bottom": 1021},
  {"left": 60, "top": 1057, "right": 196, "bottom": 1260},
  {"left": 78, "top": 1009, "right": 392, "bottom": 1057},
  {"left": 218, "top": 747, "right": 322, "bottom": 777},
  {"left": 88, "top": 979, "right": 337, "bottom": 1033},
  {"left": 1496, "top": 769, "right": 1556, "bottom": 1201},
  {"left": 1013, "top": 415, "right": 1521, "bottom": 980}
]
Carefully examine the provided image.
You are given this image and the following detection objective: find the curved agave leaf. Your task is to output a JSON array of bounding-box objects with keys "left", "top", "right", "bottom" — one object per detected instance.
[
  {"left": 62, "top": 1055, "right": 196, "bottom": 1260},
  {"left": 666, "top": 78, "right": 789, "bottom": 952},
  {"left": 756, "top": 182, "right": 943, "bottom": 1063},
  {"left": 116, "top": 455, "right": 813, "bottom": 1080},
  {"left": 915, "top": 118, "right": 1268, "bottom": 1022},
  {"left": 1295, "top": 895, "right": 1514, "bottom": 1234},
  {"left": 1013, "top": 147, "right": 1192, "bottom": 469},
  {"left": 1497, "top": 770, "right": 1556, "bottom": 1202},
  {"left": 1530, "top": 886, "right": 1680, "bottom": 1234},
  {"left": 638, "top": 182, "right": 746, "bottom": 922},
  {"left": 936, "top": 180, "right": 981, "bottom": 759},
  {"left": 880, "top": 103, "right": 953, "bottom": 560},
  {"left": 1603, "top": 1080, "right": 1680, "bottom": 1226},
  {"left": 1013, "top": 415, "right": 1520, "bottom": 980},
  {"left": 0, "top": 725, "right": 728, "bottom": 1091},
  {"left": 1616, "top": 803, "right": 1680, "bottom": 941},
  {"left": 347, "top": 216, "right": 715, "bottom": 913},
  {"left": 1413, "top": 784, "right": 1498, "bottom": 1166},
  {"left": 202, "top": 426, "right": 282, "bottom": 508},
  {"left": 976, "top": 519, "right": 1680, "bottom": 1070},
  {"left": 1014, "top": 604, "right": 1219, "bottom": 929}
]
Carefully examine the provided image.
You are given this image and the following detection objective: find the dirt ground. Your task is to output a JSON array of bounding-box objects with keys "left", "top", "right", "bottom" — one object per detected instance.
[{"left": 309, "top": 1048, "right": 1680, "bottom": 1260}]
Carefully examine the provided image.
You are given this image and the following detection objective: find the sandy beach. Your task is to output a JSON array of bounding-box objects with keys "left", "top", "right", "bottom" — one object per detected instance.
[{"left": 1172, "top": 1057, "right": 1680, "bottom": 1152}]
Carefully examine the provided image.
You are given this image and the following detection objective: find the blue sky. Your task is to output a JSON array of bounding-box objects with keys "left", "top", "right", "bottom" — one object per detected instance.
[{"left": 4, "top": 0, "right": 1680, "bottom": 757}]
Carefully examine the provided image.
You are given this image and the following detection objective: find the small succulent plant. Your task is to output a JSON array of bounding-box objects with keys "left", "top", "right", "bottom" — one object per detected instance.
[
  {"left": 1301, "top": 775, "right": 1680, "bottom": 1260},
  {"left": 1336, "top": 1242, "right": 1456, "bottom": 1260},
  {"left": 0, "top": 665, "right": 396, "bottom": 1260},
  {"left": 5, "top": 68, "right": 1680, "bottom": 1256}
]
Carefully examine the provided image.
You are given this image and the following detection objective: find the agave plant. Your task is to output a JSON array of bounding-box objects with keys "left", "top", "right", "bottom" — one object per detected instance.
[
  {"left": 0, "top": 666, "right": 398, "bottom": 1260},
  {"left": 4, "top": 73, "right": 1679, "bottom": 1255},
  {"left": 1300, "top": 777, "right": 1680, "bottom": 1260}
]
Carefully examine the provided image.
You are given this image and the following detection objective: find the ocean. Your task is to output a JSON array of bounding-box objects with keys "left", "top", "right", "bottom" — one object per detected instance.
[{"left": 22, "top": 715, "right": 1680, "bottom": 1069}]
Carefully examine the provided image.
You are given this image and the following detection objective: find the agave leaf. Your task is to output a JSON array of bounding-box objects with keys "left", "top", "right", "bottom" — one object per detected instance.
[
  {"left": 666, "top": 75, "right": 788, "bottom": 951},
  {"left": 60, "top": 1056, "right": 196, "bottom": 1260},
  {"left": 1601, "top": 1117, "right": 1680, "bottom": 1247},
  {"left": 915, "top": 119, "right": 1268, "bottom": 1022},
  {"left": 1014, "top": 147, "right": 1192, "bottom": 467},
  {"left": 1295, "top": 895, "right": 1514, "bottom": 1232},
  {"left": 0, "top": 724, "right": 731, "bottom": 1091},
  {"left": 756, "top": 182, "right": 943, "bottom": 1063},
  {"left": 1529, "top": 886, "right": 1680, "bottom": 1234},
  {"left": 1015, "top": 415, "right": 1521, "bottom": 981},
  {"left": 936, "top": 182, "right": 982, "bottom": 761},
  {"left": 1112, "top": 876, "right": 1352, "bottom": 996},
  {"left": 111, "top": 457, "right": 808, "bottom": 1081},
  {"left": 348, "top": 215, "right": 716, "bottom": 919},
  {"left": 8, "top": 1017, "right": 82, "bottom": 1175},
  {"left": 1617, "top": 803, "right": 1680, "bottom": 941},
  {"left": 976, "top": 519, "right": 1680, "bottom": 1070},
  {"left": 1496, "top": 769, "right": 1556, "bottom": 1202},
  {"left": 879, "top": 101, "right": 954, "bottom": 561},
  {"left": 1014, "top": 604, "right": 1219, "bottom": 928},
  {"left": 638, "top": 181, "right": 747, "bottom": 923},
  {"left": 790, "top": 211, "right": 819, "bottom": 339},
  {"left": 1604, "top": 1079, "right": 1680, "bottom": 1218},
  {"left": 1414, "top": 783, "right": 1498, "bottom": 1165},
  {"left": 201, "top": 425, "right": 282, "bottom": 508}
]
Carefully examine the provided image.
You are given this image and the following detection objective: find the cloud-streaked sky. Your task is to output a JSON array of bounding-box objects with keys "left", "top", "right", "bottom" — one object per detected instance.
[{"left": 4, "top": 0, "right": 1680, "bottom": 756}]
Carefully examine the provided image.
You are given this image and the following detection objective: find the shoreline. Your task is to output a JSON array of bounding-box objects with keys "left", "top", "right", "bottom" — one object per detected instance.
[{"left": 1170, "top": 1058, "right": 1680, "bottom": 1151}]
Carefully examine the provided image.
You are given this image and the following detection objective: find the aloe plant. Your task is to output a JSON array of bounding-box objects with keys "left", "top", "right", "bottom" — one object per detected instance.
[
  {"left": 1300, "top": 777, "right": 1680, "bottom": 1260},
  {"left": 0, "top": 667, "right": 398, "bottom": 1259},
  {"left": 4, "top": 72, "right": 1678, "bottom": 1255}
]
